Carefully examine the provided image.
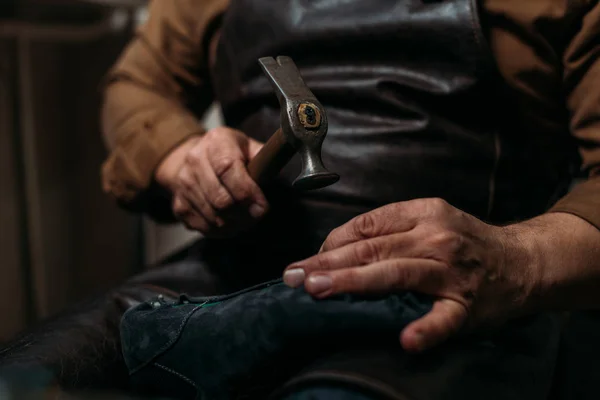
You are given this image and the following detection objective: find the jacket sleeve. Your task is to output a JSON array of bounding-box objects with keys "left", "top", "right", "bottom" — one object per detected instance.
[
  {"left": 100, "top": 0, "right": 228, "bottom": 222},
  {"left": 548, "top": 1, "right": 600, "bottom": 230}
]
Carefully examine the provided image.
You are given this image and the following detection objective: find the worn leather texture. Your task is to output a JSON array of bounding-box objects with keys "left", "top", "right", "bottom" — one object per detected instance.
[{"left": 212, "top": 0, "right": 576, "bottom": 241}]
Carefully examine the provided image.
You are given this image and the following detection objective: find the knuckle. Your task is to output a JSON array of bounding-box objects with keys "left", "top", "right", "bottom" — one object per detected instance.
[
  {"left": 234, "top": 184, "right": 253, "bottom": 201},
  {"left": 184, "top": 149, "right": 202, "bottom": 166},
  {"left": 354, "top": 240, "right": 382, "bottom": 264},
  {"left": 431, "top": 230, "right": 463, "bottom": 252},
  {"left": 211, "top": 189, "right": 234, "bottom": 210},
  {"left": 315, "top": 254, "right": 334, "bottom": 270},
  {"left": 430, "top": 197, "right": 449, "bottom": 209},
  {"left": 353, "top": 213, "right": 378, "bottom": 239},
  {"left": 426, "top": 198, "right": 450, "bottom": 216},
  {"left": 392, "top": 263, "right": 414, "bottom": 287},
  {"left": 178, "top": 171, "right": 195, "bottom": 190},
  {"left": 380, "top": 262, "right": 402, "bottom": 288},
  {"left": 212, "top": 156, "right": 237, "bottom": 177}
]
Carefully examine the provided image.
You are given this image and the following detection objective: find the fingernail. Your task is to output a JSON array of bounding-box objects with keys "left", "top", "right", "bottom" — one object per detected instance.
[
  {"left": 283, "top": 268, "right": 306, "bottom": 288},
  {"left": 306, "top": 275, "right": 333, "bottom": 294},
  {"left": 249, "top": 204, "right": 265, "bottom": 218}
]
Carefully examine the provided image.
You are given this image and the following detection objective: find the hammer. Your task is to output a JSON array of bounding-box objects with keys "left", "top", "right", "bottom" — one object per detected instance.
[{"left": 247, "top": 56, "right": 339, "bottom": 191}]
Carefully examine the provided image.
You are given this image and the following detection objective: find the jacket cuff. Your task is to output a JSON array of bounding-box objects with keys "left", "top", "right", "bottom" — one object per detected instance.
[
  {"left": 547, "top": 177, "right": 600, "bottom": 231},
  {"left": 101, "top": 113, "right": 204, "bottom": 221}
]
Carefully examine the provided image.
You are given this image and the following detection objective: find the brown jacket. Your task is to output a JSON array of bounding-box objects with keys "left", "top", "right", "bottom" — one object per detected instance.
[{"left": 101, "top": 0, "right": 600, "bottom": 229}]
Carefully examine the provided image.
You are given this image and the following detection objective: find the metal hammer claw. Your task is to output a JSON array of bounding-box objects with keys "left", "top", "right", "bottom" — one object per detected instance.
[{"left": 247, "top": 56, "right": 339, "bottom": 191}]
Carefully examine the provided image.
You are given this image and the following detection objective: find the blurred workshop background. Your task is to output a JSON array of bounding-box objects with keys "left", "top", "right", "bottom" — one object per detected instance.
[{"left": 0, "top": 0, "right": 214, "bottom": 341}]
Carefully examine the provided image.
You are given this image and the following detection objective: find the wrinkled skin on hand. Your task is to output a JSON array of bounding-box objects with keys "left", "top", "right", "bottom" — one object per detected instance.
[
  {"left": 156, "top": 127, "right": 268, "bottom": 238},
  {"left": 283, "top": 198, "right": 540, "bottom": 353}
]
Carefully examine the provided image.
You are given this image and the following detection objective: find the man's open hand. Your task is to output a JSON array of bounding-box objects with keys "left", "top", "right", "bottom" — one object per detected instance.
[
  {"left": 156, "top": 127, "right": 268, "bottom": 237},
  {"left": 283, "top": 198, "right": 540, "bottom": 353}
]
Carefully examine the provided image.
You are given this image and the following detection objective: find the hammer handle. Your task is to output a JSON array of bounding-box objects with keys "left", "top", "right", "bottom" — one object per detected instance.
[{"left": 247, "top": 128, "right": 296, "bottom": 186}]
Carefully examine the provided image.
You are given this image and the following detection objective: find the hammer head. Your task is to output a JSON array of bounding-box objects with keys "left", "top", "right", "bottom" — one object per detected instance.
[{"left": 259, "top": 56, "right": 339, "bottom": 191}]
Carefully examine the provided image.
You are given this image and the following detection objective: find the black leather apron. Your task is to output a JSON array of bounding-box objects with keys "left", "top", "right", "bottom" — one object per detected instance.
[{"left": 206, "top": 0, "right": 576, "bottom": 280}]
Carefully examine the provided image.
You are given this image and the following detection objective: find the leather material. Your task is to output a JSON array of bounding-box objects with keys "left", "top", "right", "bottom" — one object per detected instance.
[{"left": 211, "top": 0, "right": 576, "bottom": 250}]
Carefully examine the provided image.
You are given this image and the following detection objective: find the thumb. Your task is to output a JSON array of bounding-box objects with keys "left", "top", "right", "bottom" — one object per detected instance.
[{"left": 400, "top": 299, "right": 467, "bottom": 353}]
